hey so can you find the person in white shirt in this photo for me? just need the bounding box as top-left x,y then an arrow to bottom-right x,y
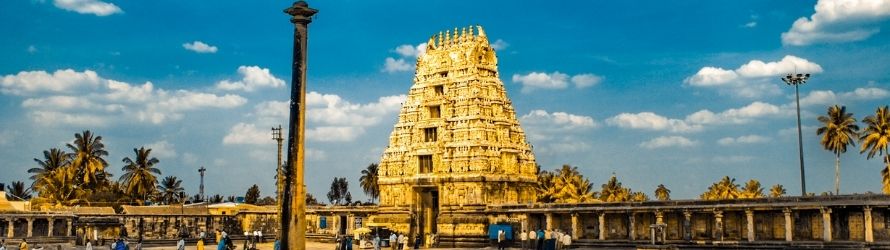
397,234 -> 405,250
176,237 -> 185,250
520,230 -> 528,250
561,233 -> 571,249
388,233 -> 397,250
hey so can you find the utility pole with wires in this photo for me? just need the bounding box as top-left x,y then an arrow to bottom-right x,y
272,125 -> 284,229
198,166 -> 206,202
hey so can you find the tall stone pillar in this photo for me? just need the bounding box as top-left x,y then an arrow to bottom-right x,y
713,211 -> 723,241
545,213 -> 553,231
66,219 -> 73,237
48,217 -> 55,237
26,218 -> 34,238
6,218 -> 14,238
628,212 -> 636,241
783,209 -> 793,242
598,213 -> 605,240
865,206 -> 874,243
682,211 -> 692,241
745,210 -> 754,242
571,213 -> 579,239
282,2 -> 317,250
822,208 -> 832,242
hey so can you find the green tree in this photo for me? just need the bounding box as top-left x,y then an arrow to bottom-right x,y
119,147 -> 161,203
536,169 -> 556,202
817,105 -> 859,194
654,184 -> 671,201
359,163 -> 380,202
600,174 -> 632,202
860,106 -> 890,194
549,165 -> 597,203
630,191 -> 649,202
245,184 -> 261,204
66,130 -> 109,188
32,172 -> 85,206
701,176 -> 740,200
6,181 -> 32,201
157,176 -> 185,204
306,193 -> 322,205
29,148 -> 70,190
740,179 -> 765,199
327,177 -> 350,205
769,184 -> 786,198
209,194 -> 224,203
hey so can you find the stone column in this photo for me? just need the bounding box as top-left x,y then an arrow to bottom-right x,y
713,210 -> 723,241
48,217 -> 55,237
545,213 -> 553,231
27,218 -> 34,238
282,2 -> 318,250
865,206 -> 874,243
655,211 -> 664,225
598,213 -> 605,240
745,210 -> 754,242
571,213 -> 579,240
66,219 -> 73,237
655,211 -> 664,243
6,218 -> 14,238
683,211 -> 692,241
628,212 -> 636,241
822,208 -> 832,242
783,208 -> 793,241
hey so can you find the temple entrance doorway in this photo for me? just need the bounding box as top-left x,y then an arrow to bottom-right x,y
416,188 -> 439,246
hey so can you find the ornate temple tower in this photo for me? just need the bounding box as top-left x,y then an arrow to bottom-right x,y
374,25 -> 538,246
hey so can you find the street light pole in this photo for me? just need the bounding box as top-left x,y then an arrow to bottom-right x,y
782,73 -> 811,196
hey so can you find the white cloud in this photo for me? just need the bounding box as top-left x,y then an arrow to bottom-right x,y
27,45 -> 37,54
53,0 -> 122,16
223,123 -> 271,145
639,136 -> 699,149
182,41 -> 218,53
798,87 -> 890,107
382,57 -> 413,73
717,135 -> 770,145
608,102 -> 788,133
782,0 -> 890,46
306,148 -> 328,161
145,140 -> 177,158
3,69 -> 247,127
570,74 -> 603,88
606,112 -> 702,133
743,21 -> 758,28
228,92 -> 407,144
712,155 -> 754,164
684,55 -> 823,98
512,72 -> 603,93
1,69 -> 102,96
393,43 -> 427,58
215,66 -> 285,92
491,39 -> 509,50
519,110 -> 597,154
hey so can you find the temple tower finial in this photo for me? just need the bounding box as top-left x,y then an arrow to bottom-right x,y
477,25 -> 486,37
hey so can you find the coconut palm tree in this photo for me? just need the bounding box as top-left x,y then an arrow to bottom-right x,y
630,191 -> 649,202
536,169 -> 556,202
769,184 -> 786,198
119,147 -> 162,203
6,181 -> 32,201
29,148 -> 70,189
359,163 -> 379,202
654,184 -> 671,201
600,174 -> 631,202
66,130 -> 109,187
32,172 -> 85,206
860,106 -> 890,194
547,165 -> 597,203
740,179 -> 765,199
701,176 -> 740,200
157,176 -> 185,205
817,105 -> 859,195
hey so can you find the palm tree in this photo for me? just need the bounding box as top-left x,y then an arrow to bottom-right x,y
600,174 -> 631,202
860,106 -> 890,194
654,184 -> 671,201
630,191 -> 649,202
359,163 -> 380,202
547,165 -> 597,203
119,147 -> 162,203
701,176 -> 740,200
817,105 -> 859,195
536,169 -> 556,202
157,176 -> 185,205
29,148 -> 70,189
740,179 -> 765,199
32,172 -> 85,206
66,130 -> 109,187
6,181 -> 32,201
769,184 -> 786,198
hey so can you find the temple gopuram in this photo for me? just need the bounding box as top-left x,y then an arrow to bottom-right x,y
371,25 -> 538,246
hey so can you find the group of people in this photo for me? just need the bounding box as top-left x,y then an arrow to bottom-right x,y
386,233 -> 408,250
520,228 -> 572,250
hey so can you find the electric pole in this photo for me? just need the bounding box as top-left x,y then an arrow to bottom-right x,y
198,166 -> 206,202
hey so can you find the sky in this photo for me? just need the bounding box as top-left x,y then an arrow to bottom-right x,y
1,0 -> 890,202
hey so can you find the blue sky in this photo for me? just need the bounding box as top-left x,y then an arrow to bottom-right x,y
2,0 -> 890,201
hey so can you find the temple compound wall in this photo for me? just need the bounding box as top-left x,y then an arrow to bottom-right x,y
374,25 -> 538,247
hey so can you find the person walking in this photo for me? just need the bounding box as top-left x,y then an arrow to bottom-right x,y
85,240 -> 93,250
215,230 -> 222,244
397,234 -> 405,250
388,234 -> 393,250
536,229 -> 544,250
373,234 -> 380,250
0,239 -> 5,250
197,237 -> 205,250
520,230 -> 527,250
216,236 -> 226,250
176,237 -> 185,250
19,239 -> 29,250
258,230 -> 263,243
134,239 -> 142,250
273,237 -> 280,250
497,229 -> 506,250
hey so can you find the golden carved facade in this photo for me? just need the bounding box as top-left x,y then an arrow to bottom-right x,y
374,26 -> 538,240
